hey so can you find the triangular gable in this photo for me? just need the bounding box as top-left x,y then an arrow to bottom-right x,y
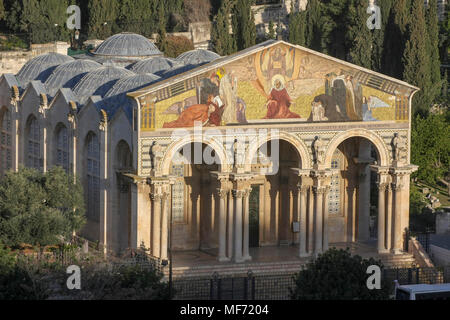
129,40 -> 418,99
129,41 -> 419,130
0,74 -> 19,89
47,88 -> 77,110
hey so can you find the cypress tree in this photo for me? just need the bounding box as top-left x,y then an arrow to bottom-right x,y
321,0 -> 351,59
426,0 -> 442,103
346,0 -> 373,69
117,0 -> 157,37
232,0 -> 256,50
267,21 -> 276,40
382,0 -> 410,78
87,0 -> 119,39
305,0 -> 323,52
371,0 -> 393,72
156,1 -> 168,54
403,0 -> 432,115
211,0 -> 236,55
288,5 -> 306,46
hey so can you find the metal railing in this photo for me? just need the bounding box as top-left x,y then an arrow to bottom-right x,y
172,266 -> 450,300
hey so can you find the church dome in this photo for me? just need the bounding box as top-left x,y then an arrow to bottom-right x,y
105,74 -> 161,98
16,52 -> 74,88
93,33 -> 162,58
102,74 -> 161,120
44,59 -> 101,97
127,57 -> 181,76
72,66 -> 134,104
176,49 -> 220,66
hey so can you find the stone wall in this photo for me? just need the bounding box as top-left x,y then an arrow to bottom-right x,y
430,244 -> 450,266
436,211 -> 450,234
0,41 -> 70,75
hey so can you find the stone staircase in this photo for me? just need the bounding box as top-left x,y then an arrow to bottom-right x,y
167,259 -> 309,278
165,252 -> 418,279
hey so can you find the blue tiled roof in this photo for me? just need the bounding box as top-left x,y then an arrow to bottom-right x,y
102,74 -> 161,121
127,57 -> 181,76
93,33 -> 162,57
16,53 -> 74,88
44,59 -> 101,97
176,49 -> 220,66
72,66 -> 134,104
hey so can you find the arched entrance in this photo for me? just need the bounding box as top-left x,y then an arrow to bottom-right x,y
326,136 -> 380,245
249,139 -> 303,247
167,142 -> 221,252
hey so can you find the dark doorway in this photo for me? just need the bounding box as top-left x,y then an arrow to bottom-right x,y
249,185 -> 260,247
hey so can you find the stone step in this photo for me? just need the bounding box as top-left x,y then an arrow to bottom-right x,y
165,252 -> 419,278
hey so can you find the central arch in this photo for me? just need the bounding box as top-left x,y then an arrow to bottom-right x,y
324,129 -> 390,167
245,131 -> 312,172
160,134 -> 230,176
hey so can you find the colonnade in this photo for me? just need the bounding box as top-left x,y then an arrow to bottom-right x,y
143,164 -> 416,262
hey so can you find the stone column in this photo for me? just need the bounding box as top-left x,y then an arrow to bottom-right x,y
346,185 -> 356,242
227,188 -> 234,259
313,186 -> 324,256
98,116 -> 108,254
298,185 -> 309,257
308,187 -> 314,253
242,188 -> 252,261
386,184 -> 393,251
357,165 -> 371,241
217,188 -> 228,261
392,182 -> 403,255
233,189 -> 244,263
151,190 -> 162,258
377,182 -> 388,254
160,187 -> 170,261
323,186 -> 330,252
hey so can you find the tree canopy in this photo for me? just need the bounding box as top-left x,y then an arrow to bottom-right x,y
290,248 -> 391,300
0,167 -> 85,248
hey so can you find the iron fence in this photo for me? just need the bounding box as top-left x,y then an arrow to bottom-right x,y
172,266 -> 450,300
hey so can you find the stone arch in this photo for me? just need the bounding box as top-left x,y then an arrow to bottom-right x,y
244,131 -> 312,172
53,122 -> 69,171
160,135 -> 230,176
115,140 -> 132,170
324,129 -> 390,167
0,105 -> 12,174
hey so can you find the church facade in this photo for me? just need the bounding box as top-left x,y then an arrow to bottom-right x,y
0,33 -> 418,264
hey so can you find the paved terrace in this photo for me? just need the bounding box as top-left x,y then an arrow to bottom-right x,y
166,241 -> 416,278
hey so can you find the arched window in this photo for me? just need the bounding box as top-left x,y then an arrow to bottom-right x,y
85,132 -> 100,221
0,107 -> 12,175
26,115 -> 40,170
55,124 -> 69,171
329,149 -> 344,215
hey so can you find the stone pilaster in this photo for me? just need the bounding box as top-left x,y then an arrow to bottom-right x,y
211,171 -> 230,262
242,188 -> 252,261
371,166 -> 391,254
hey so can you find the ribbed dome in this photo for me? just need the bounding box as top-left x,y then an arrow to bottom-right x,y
72,66 -> 134,104
102,74 -> 161,120
16,52 -> 74,88
93,33 -> 162,57
162,64 -> 198,79
176,49 -> 220,66
44,60 -> 101,97
105,74 -> 161,98
127,57 -> 181,76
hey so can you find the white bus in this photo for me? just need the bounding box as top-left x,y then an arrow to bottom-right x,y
395,282 -> 450,300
